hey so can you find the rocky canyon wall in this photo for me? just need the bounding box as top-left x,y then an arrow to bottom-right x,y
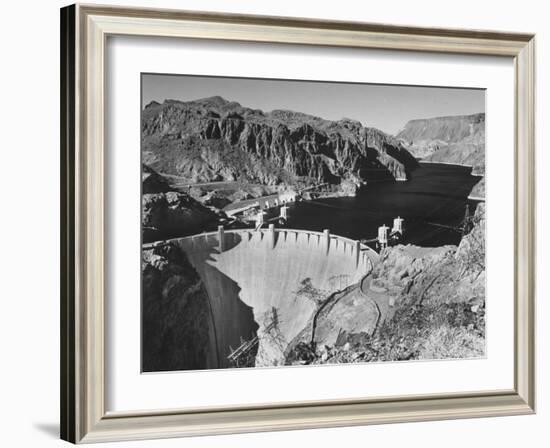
397,113 -> 485,197
142,96 -> 418,189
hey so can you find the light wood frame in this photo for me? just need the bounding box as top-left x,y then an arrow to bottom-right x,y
60,3 -> 536,444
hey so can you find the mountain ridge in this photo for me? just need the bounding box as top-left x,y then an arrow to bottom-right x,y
141,96 -> 418,190
397,112 -> 485,197
396,112 -> 485,166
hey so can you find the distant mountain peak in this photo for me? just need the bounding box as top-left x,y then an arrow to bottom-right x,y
397,112 -> 485,143
403,112 -> 485,125
196,95 -> 228,104
144,100 -> 161,109
193,96 -> 242,108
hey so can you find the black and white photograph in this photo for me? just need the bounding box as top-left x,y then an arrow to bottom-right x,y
141,74 -> 486,372
1,0 -> 542,445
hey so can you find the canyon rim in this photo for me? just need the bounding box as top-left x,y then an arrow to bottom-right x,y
141,74 -> 486,372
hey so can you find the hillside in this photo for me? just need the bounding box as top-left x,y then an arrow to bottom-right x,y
142,165 -> 222,242
286,203 -> 486,366
142,96 -> 418,193
142,243 -> 223,371
396,113 -> 485,197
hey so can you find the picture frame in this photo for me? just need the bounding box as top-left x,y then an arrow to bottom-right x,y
60,3 -> 535,444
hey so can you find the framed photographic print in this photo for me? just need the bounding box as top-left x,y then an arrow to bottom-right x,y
60,3 -> 536,444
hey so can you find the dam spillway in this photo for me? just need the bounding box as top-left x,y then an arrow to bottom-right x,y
169,227 -> 379,368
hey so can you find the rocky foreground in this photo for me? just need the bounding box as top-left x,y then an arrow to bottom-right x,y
142,96 -> 418,194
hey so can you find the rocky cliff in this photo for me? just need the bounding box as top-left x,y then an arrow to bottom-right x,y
398,112 -> 484,145
397,113 -> 485,197
397,113 -> 485,165
142,243 -> 218,371
142,163 -> 170,194
369,203 -> 486,360
142,96 -> 418,190
142,165 -> 221,243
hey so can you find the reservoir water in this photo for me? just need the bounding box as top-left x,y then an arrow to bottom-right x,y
287,163 -> 482,248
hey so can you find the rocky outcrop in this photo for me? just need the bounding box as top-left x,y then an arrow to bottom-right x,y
469,176 -> 485,199
397,114 -> 485,163
455,202 -> 485,270
142,190 -> 220,243
374,205 -> 485,360
199,190 -> 232,209
142,164 -> 170,194
142,243 -> 218,371
312,286 -> 379,346
371,205 -> 485,323
142,96 -> 418,189
397,113 -> 485,197
397,113 -> 485,149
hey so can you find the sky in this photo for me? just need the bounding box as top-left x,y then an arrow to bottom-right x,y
142,73 -> 485,135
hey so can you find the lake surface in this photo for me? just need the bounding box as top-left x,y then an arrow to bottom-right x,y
286,163 -> 481,248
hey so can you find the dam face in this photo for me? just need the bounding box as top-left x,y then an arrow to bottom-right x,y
175,228 -> 378,368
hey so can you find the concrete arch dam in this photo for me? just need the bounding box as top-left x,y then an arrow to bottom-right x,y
173,227 -> 379,368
